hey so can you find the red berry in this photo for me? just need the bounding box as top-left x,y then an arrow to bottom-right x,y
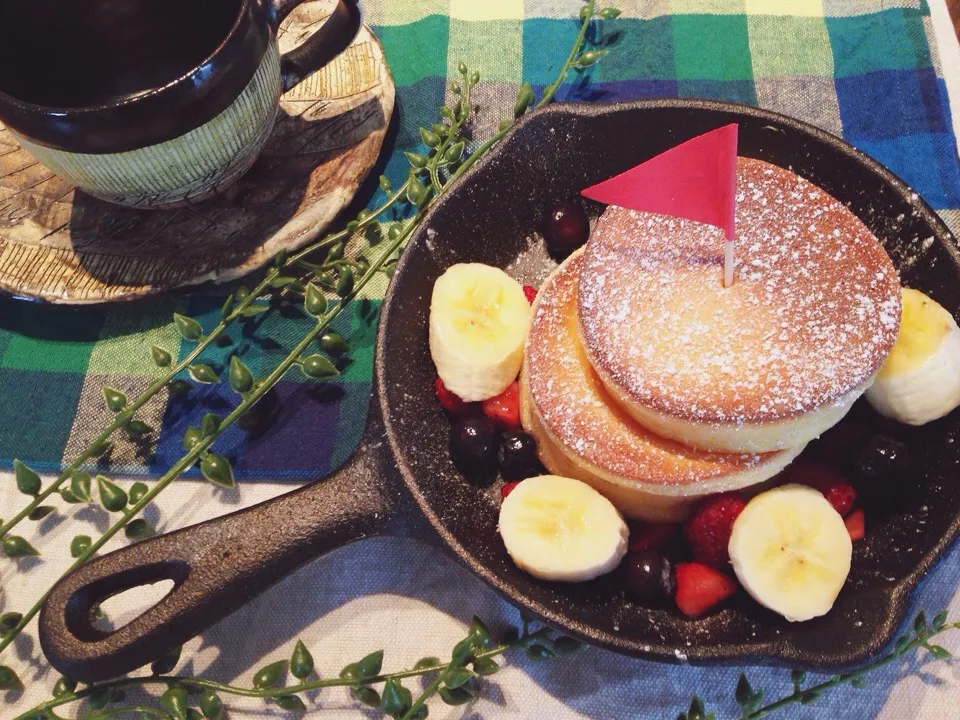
629,523 -> 676,553
434,377 -> 478,417
482,381 -> 521,431
845,508 -> 865,541
787,464 -> 857,517
501,481 -> 520,499
674,562 -> 737,617
523,285 -> 537,304
682,494 -> 746,568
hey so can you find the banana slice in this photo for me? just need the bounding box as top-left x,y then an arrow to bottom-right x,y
499,475 -> 628,582
429,263 -> 532,402
728,484 -> 852,622
866,288 -> 960,425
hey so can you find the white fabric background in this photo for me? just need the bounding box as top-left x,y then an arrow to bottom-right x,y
5,4 -> 960,718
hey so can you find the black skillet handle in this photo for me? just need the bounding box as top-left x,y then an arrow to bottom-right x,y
38,402 -> 393,684
272,0 -> 361,93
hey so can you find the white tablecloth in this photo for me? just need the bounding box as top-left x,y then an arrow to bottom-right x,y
6,4 -> 960,718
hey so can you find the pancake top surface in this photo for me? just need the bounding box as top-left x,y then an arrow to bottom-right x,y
577,157 -> 901,425
525,253 -> 778,486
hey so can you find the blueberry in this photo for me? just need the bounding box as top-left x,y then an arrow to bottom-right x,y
542,202 -> 590,255
857,434 -> 910,483
451,416 -> 499,479
624,549 -> 675,600
498,432 -> 543,481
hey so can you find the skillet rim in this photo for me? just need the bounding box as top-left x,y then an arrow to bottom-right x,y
375,98 -> 960,668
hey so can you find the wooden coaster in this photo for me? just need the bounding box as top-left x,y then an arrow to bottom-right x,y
0,1 -> 395,304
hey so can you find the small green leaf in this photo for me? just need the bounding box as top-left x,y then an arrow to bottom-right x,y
228,356 -> 254,394
235,286 -> 250,302
188,363 -> 219,384
151,345 -> 173,367
575,48 -> 608,68
3,536 -> 39,558
0,665 -> 19,690
253,660 -> 288,689
451,81 -> 462,95
173,313 -> 203,341
472,657 -> 499,676
414,656 -> 442,670
60,488 -> 82,504
71,471 -> 92,502
152,645 -> 182,675
790,669 -> 806,689
220,294 -> 235,320
200,454 -> 235,489
687,696 -> 707,720
552,636 -> 583,655
13,460 -> 41,497
300,354 -> 339,379
70,535 -> 92,558
381,677 -> 412,716
305,283 -> 328,316
0,612 -> 22,635
431,122 -> 449,138
129,481 -> 149,504
408,706 -> 428,720
407,175 -> 427,206
275,695 -> 307,711
88,687 -> 111,710
339,662 -> 359,681
927,644 -> 952,660
468,616 -> 491,646
579,4 -> 591,21
200,413 -> 221,438
799,690 -> 821,705
444,668 -> 475,689
420,128 -> 441,148
199,689 -> 224,719
470,70 -> 480,85
182,426 -> 202,451
187,709 -> 205,720
270,275 -> 297,289
125,519 -> 154,539
159,686 -> 189,719
239,304 -> 270,317
53,676 -> 78,697
356,650 -> 383,678
851,676 -> 867,689
168,379 -> 192,396
457,60 -> 468,75
97,475 -> 128,512
514,82 -> 535,118
28,506 -> 55,521
451,637 -> 476,666
932,610 -> 949,631
599,7 -> 621,19
354,686 -> 381,708
336,267 -> 354,297
525,644 -> 554,660
438,687 -> 472,706
440,104 -> 454,119
405,151 -> 428,169
443,142 -> 465,165
125,420 -> 152,437
102,387 -> 127,412
290,640 -> 314,680
379,175 -> 392,192
915,611 -> 928,635
319,331 -> 349,355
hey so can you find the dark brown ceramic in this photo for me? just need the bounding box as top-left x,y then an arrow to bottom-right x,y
0,0 -> 360,207
39,100 -> 960,683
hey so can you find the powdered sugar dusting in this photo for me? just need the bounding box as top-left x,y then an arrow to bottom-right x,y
525,254 -> 787,486
578,158 -> 901,425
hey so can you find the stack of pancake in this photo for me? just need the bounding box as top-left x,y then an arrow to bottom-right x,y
520,158 -> 902,521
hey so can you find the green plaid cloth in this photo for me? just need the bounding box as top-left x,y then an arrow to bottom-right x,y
0,0 -> 958,479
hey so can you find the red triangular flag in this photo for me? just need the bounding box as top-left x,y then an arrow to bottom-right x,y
581,124 -> 738,240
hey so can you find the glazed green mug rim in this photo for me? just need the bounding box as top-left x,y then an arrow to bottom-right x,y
0,0 -> 348,155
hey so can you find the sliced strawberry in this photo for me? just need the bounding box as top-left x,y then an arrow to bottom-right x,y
787,464 -> 857,517
845,508 -> 865,541
523,285 -> 537,304
629,522 -> 676,553
434,377 -> 479,417
682,493 -> 746,567
674,562 -> 737,617
482,381 -> 521,431
501,481 -> 520,499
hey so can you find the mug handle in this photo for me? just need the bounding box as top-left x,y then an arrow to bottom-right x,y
272,0 -> 361,93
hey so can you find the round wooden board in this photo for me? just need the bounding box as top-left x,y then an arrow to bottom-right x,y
0,1 -> 395,304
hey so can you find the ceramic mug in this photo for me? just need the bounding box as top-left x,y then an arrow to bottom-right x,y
0,0 -> 357,209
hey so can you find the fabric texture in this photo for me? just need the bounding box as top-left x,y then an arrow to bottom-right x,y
3,1 -> 960,719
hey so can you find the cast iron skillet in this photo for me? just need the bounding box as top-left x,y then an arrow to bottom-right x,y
39,100 -> 960,683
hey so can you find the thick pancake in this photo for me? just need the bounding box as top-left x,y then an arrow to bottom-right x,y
577,157 -> 901,453
521,252 -> 803,521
